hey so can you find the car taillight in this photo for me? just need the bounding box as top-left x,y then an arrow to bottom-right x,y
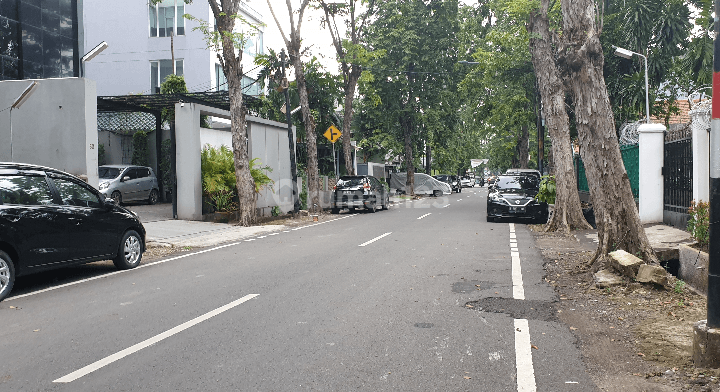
333,185 -> 337,190
363,183 -> 371,190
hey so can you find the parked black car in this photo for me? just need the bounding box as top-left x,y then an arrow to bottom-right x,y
486,174 -> 548,223
331,175 -> 389,213
433,174 -> 462,193
0,162 -> 146,301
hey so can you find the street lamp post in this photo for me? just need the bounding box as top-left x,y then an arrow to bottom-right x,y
613,46 -> 650,124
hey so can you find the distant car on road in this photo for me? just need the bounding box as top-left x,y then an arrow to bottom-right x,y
433,174 -> 462,193
0,162 -> 146,301
460,177 -> 473,188
389,172 -> 451,197
98,165 -> 159,205
486,174 -> 548,223
331,175 -> 389,213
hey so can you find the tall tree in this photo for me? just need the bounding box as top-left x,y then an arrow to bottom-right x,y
559,0 -> 657,265
366,0 -> 458,194
318,0 -> 377,175
524,0 -> 591,232
186,1 -> 257,226
266,0 -> 321,213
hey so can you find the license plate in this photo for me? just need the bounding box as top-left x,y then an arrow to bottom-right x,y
510,207 -> 526,213
343,191 -> 354,195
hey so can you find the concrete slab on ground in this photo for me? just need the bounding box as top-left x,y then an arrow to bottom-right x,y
574,224 -> 694,260
143,220 -> 286,248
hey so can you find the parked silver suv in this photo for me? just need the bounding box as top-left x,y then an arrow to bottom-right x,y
98,165 -> 159,205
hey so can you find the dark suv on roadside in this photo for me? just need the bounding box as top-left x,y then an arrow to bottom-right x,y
486,174 -> 548,223
331,175 -> 389,213
0,162 -> 146,301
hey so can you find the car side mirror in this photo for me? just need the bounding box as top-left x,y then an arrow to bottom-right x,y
105,198 -> 116,208
122,176 -> 130,182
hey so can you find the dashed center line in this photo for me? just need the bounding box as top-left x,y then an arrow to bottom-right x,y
358,232 -> 392,247
417,213 -> 432,220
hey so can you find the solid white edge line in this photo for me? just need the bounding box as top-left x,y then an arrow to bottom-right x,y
514,318 -> 537,392
8,215 -> 359,302
358,232 -> 392,247
53,294 -> 260,383
417,213 -> 432,220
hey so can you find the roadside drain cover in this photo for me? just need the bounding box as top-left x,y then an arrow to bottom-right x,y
465,297 -> 557,322
414,323 -> 434,328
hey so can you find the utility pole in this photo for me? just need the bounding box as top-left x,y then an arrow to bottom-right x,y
281,49 -> 301,213
708,0 -> 720,328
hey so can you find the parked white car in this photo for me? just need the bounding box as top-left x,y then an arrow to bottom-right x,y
389,172 -> 451,196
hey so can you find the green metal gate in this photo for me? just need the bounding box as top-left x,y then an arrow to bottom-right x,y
575,144 -> 639,199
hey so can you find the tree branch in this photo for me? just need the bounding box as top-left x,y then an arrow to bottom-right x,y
266,0 -> 290,47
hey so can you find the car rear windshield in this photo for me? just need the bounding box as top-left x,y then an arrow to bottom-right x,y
99,167 -> 121,179
336,177 -> 366,188
435,175 -> 450,182
496,176 -> 538,190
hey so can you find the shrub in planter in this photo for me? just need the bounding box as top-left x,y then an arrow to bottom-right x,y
201,145 -> 238,213
687,200 -> 709,251
535,175 -> 556,204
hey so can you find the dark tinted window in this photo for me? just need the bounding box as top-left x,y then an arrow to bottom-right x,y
0,174 -> 54,205
336,177 -> 366,188
136,168 -> 149,178
99,167 -> 121,179
496,176 -> 538,190
124,168 -> 138,180
51,177 -> 102,208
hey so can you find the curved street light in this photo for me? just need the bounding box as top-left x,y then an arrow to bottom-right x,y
613,45 -> 650,124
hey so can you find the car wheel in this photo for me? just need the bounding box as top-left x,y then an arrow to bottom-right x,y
331,208 -> 340,214
0,251 -> 15,302
113,230 -> 143,270
111,191 -> 122,205
367,200 -> 377,213
148,189 -> 158,205
433,190 -> 442,198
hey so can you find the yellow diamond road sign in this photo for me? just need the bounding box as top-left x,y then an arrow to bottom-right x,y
324,124 -> 341,143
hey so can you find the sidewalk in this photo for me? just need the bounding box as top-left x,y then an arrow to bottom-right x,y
125,203 -> 287,248
573,223 -> 695,260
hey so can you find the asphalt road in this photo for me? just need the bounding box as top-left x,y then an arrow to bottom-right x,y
1,187 -> 599,391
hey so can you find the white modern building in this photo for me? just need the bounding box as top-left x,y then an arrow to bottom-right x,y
83,0 -> 264,97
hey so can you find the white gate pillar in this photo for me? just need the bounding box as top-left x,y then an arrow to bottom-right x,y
691,108 -> 711,202
175,102 -> 203,220
638,123 -> 667,223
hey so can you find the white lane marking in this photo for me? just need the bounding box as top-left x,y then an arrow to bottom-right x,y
245,239 -> 256,242
54,294 -> 259,383
417,213 -> 432,220
441,204 -> 450,208
7,215 -> 358,302
269,233 -> 279,236
514,318 -> 537,392
510,233 -> 516,239
509,223 -> 516,232
512,252 -> 524,300
359,232 -> 392,247
257,236 -> 267,239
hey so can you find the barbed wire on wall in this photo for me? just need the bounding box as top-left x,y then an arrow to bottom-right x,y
619,120 -> 643,146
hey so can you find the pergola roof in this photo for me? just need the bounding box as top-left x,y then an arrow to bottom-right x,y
97,91 -> 260,115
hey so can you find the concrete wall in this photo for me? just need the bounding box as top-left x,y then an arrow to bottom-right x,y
0,78 -> 99,188
175,103 -> 296,220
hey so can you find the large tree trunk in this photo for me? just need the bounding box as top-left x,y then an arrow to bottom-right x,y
528,0 -> 591,233
403,117 -> 415,196
210,0 -> 255,226
517,125 -> 529,169
291,48 -> 320,213
342,71 -> 360,176
559,0 -> 657,264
